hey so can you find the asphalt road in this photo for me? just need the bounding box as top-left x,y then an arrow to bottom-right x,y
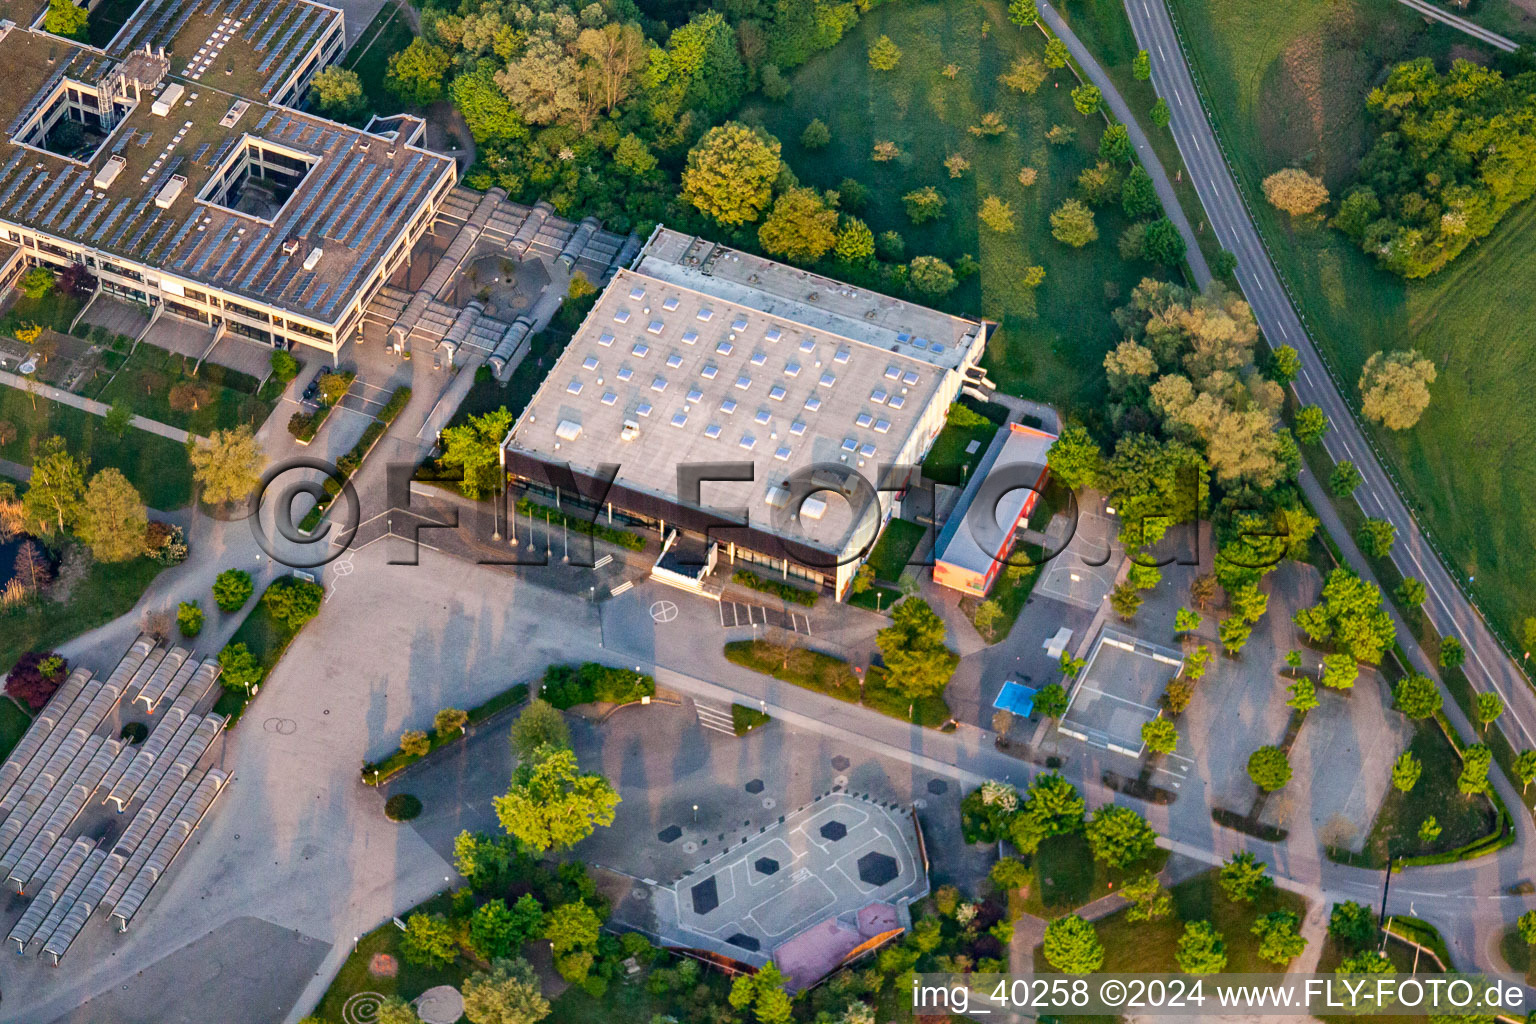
1125,0 -> 1536,756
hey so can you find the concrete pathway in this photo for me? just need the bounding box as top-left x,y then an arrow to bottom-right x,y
0,368 -> 205,445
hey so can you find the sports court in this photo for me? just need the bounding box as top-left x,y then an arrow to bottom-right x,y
648,792 -> 927,989
1034,510 -> 1121,610
1058,628 -> 1183,757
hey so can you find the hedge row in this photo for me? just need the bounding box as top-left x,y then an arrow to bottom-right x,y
540,662 -> 654,709
730,568 -> 818,606
513,498 -> 645,552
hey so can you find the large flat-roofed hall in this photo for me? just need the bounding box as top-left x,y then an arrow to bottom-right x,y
502,227 -> 993,600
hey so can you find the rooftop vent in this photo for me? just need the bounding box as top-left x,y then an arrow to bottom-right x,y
282,238 -> 300,255
555,420 -> 583,442
619,420 -> 640,442
94,155 -> 126,190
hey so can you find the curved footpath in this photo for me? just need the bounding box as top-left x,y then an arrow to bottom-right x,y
1033,0 -> 1213,288
1117,0 -> 1536,976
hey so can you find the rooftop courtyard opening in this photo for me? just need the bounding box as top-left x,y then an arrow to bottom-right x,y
198,136 -> 317,222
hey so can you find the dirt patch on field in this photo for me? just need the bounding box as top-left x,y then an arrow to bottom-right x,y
1259,4 -> 1422,188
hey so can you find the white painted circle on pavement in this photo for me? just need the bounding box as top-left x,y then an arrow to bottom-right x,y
650,600 -> 678,623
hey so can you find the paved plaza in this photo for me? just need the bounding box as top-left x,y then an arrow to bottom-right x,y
1059,628 -> 1184,756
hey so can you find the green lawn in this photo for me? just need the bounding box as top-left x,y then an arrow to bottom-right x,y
0,388 -> 194,509
1355,717 -> 1498,867
1014,832 -> 1167,916
0,697 -> 32,761
1500,926 -> 1536,984
1166,0 -> 1536,652
212,585 -> 311,724
740,0 -> 1169,420
311,894 -> 469,1021
1036,868 -> 1308,974
865,517 -> 926,581
344,2 -> 416,120
922,410 -> 1000,487
0,551 -> 165,672
2,291 -> 83,335
85,346 -> 271,435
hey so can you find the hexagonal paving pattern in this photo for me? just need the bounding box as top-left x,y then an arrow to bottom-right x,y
926,779 -> 948,795
856,850 -> 899,887
819,820 -> 847,842
831,755 -> 851,771
753,856 -> 780,876
744,779 -> 765,794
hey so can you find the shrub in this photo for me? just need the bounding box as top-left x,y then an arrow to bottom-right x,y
385,793 -> 423,821
5,651 -> 69,711
218,643 -> 263,692
261,576 -> 324,632
540,663 -> 655,709
177,601 -> 203,638
270,350 -> 300,384
213,569 -> 254,612
400,730 -> 431,757
731,568 -> 817,606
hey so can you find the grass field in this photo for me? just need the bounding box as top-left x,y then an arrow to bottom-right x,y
1036,868 -> 1308,974
0,388 -> 194,509
0,552 -> 165,672
86,347 -> 271,435
1014,832 -> 1168,916
864,517 -> 926,581
1357,718 -> 1498,866
740,0 -> 1171,421
1165,0 -> 1536,650
922,408 -> 1000,486
0,698 -> 31,761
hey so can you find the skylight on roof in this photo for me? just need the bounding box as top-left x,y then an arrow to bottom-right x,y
617,367 -> 633,381
834,347 -> 850,363
902,370 -> 920,386
774,446 -> 792,461
598,333 -> 615,347
888,394 -> 905,410
666,353 -> 683,368
841,437 -> 858,452
632,343 -> 649,357
705,423 -> 722,439
754,409 -> 771,424
697,308 -> 714,322
721,399 -> 738,414
859,442 -> 876,457
871,389 -> 888,404
819,372 -> 836,388
614,309 -> 631,324
784,362 -> 801,378
567,379 -> 583,395
671,411 -> 688,427
686,387 -> 703,403
855,412 -> 873,428
750,351 -> 766,366
884,365 -> 901,379
628,285 -> 646,300
647,321 -> 665,335
637,402 -> 653,416
732,317 -> 748,331
874,419 -> 891,433
651,377 -> 668,392
701,364 -> 718,379
789,420 -> 806,435
682,330 -> 699,345
601,391 -> 618,405
717,340 -> 734,356
764,328 -> 782,342
739,434 -> 756,450
582,356 -> 598,370
735,375 -> 752,390
805,396 -> 822,412
663,297 -> 679,311
769,385 -> 786,401
799,339 -> 815,352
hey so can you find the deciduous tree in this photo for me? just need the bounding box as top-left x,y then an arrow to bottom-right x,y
191,426 -> 265,506
1262,168 -> 1329,216
495,746 -> 619,852
1391,750 -> 1421,793
1247,745 -> 1291,792
1085,804 -> 1157,867
1042,915 -> 1103,974
1176,921 -> 1227,974
76,468 -> 147,563
682,122 -> 782,227
1359,349 -> 1436,430
757,188 -> 838,264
